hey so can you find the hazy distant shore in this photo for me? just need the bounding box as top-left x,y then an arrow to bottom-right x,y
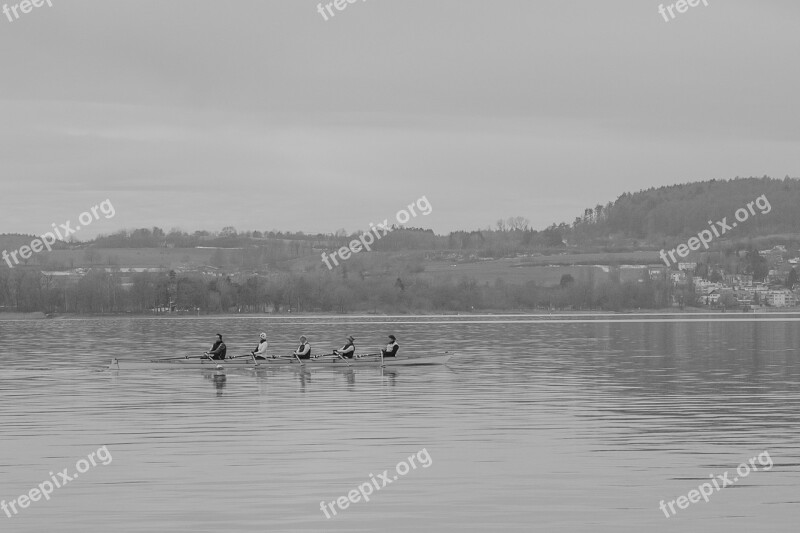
0,312 -> 47,320
2,308 -> 797,320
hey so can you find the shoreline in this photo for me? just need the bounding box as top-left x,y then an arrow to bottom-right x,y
2,308 -> 798,320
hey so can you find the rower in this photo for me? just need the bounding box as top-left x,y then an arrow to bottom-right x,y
334,336 -> 356,359
206,333 -> 227,360
293,335 -> 312,360
251,332 -> 270,360
381,334 -> 399,357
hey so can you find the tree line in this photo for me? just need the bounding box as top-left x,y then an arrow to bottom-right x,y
0,266 -> 691,315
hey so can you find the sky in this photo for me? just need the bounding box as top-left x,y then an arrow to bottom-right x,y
0,0 -> 798,238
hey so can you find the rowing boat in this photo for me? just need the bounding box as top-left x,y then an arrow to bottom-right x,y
109,352 -> 453,370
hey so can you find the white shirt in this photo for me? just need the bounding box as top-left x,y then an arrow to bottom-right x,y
253,339 -> 268,356
384,341 -> 399,355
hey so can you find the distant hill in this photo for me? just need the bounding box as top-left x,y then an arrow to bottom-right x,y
0,234 -> 38,250
568,176 -> 800,246
4,177 -> 798,270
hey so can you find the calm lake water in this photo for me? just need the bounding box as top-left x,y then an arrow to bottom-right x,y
2,314 -> 800,532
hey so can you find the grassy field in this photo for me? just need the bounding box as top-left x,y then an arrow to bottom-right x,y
423,259 -> 611,285
516,250 -> 661,265
30,248 -> 217,269
5,245 -> 659,288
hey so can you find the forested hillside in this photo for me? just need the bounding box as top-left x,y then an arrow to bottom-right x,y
569,176 -> 800,246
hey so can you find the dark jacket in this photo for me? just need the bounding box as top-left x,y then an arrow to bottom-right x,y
209,340 -> 227,359
338,342 -> 355,358
295,342 -> 311,359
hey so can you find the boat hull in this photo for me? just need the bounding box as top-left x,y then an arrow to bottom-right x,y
109,352 -> 453,370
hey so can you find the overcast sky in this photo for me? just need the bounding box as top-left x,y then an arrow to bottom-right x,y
1,0 -> 798,238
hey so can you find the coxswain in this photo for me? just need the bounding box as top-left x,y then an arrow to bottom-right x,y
381,334 -> 399,357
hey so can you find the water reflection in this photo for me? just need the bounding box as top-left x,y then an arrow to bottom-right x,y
298,367 -> 312,391
381,368 -> 398,386
202,369 -> 227,396
243,366 -> 400,392
342,368 -> 355,389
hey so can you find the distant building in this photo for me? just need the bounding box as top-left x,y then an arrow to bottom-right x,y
742,284 -> 770,305
648,265 -> 667,280
40,270 -> 82,286
705,289 -> 721,305
760,245 -> 786,254
694,279 -> 723,294
767,269 -> 788,285
734,290 -> 752,306
760,246 -> 786,264
677,262 -> 696,272
618,265 -> 646,283
724,274 -> 753,287
100,267 -> 167,274
766,290 -> 794,307
670,271 -> 687,284
198,266 -> 223,277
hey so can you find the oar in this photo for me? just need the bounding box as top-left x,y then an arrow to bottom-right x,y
292,353 -> 305,366
355,353 -> 381,359
227,352 -> 262,365
332,350 -> 351,367
229,353 -> 261,360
